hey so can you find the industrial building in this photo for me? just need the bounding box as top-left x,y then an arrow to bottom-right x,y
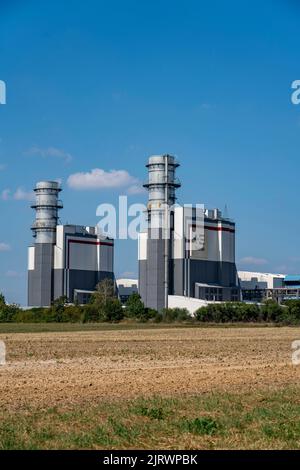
239,272 -> 300,303
29,161 -> 299,311
138,155 -> 240,311
238,271 -> 285,290
116,279 -> 138,304
28,181 -> 114,307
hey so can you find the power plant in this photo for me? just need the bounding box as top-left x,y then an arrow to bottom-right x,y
27,156 -> 241,308
28,181 -> 114,307
138,155 -> 240,311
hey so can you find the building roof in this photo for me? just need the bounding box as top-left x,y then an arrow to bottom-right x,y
116,279 -> 138,287
238,271 -> 285,279
285,275 -> 300,281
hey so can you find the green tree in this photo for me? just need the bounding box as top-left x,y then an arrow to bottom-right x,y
102,298 -> 124,322
0,293 -> 5,306
125,293 -> 146,319
90,278 -> 123,322
161,307 -> 191,322
283,300 -> 300,322
0,303 -> 20,322
91,278 -> 115,307
261,300 -> 283,322
50,296 -> 69,322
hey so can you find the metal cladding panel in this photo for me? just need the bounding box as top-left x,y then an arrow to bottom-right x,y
138,232 -> 148,260
146,155 -> 180,207
173,206 -> 184,260
220,229 -> 235,263
96,270 -> 114,285
188,224 -> 235,263
138,260 -> 148,304
192,260 -> 237,295
145,231 -> 165,311
56,225 -> 65,250
99,244 -> 114,273
53,268 -> 64,301
28,243 -> 53,307
173,258 -> 185,295
172,259 -> 239,298
54,245 -> 64,269
173,206 -> 236,264
67,269 -> 114,302
66,231 -> 114,273
189,260 -> 219,296
68,240 -> 99,271
28,270 -> 39,306
31,181 -> 62,244
28,246 -> 35,270
206,227 -> 220,261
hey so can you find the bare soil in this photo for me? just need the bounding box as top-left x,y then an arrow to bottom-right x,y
1,326 -> 299,411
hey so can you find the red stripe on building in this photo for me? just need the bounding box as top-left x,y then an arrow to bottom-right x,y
67,238 -> 114,269
67,239 -> 114,247
192,224 -> 235,233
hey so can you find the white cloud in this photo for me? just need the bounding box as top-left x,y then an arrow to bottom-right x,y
1,187 -> 34,201
26,146 -> 72,163
13,187 -> 35,201
67,168 -> 141,191
1,189 -> 10,200
0,242 -> 11,252
127,184 -> 146,195
239,256 -> 268,266
0,164 -> 6,171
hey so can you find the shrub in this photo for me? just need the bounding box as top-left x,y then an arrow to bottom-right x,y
195,301 -> 285,324
0,293 -> 5,306
261,300 -> 284,322
100,298 -> 124,322
146,308 -> 160,321
125,293 -> 146,319
60,305 -> 83,323
0,294 -> 21,322
0,304 -> 20,322
161,307 -> 191,322
13,310 -> 37,323
282,300 -> 300,323
81,304 -> 100,323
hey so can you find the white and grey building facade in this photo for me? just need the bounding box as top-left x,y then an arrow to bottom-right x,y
138,155 -> 240,311
28,181 -> 114,307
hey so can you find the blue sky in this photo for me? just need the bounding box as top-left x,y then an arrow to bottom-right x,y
0,0 -> 300,305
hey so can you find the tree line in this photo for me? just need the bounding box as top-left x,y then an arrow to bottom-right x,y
1,280 -> 300,324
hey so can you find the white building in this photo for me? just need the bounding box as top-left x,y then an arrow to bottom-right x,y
238,271 -> 285,290
138,155 -> 240,311
116,279 -> 138,303
28,181 -> 114,307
